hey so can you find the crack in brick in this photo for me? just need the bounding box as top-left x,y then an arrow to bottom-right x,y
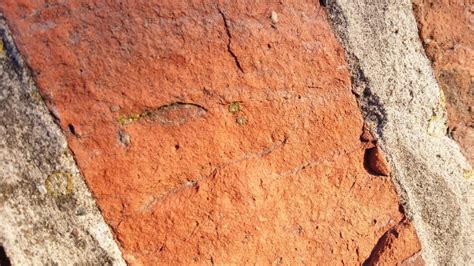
136,135 -> 289,213
276,144 -> 364,177
217,6 -> 244,73
133,137 -> 367,217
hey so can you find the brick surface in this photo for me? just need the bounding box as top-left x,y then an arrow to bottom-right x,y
0,1 -> 421,264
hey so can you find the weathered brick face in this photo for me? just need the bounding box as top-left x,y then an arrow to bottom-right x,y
0,0 -> 421,264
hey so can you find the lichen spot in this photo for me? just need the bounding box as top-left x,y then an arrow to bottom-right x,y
45,171 -> 74,196
228,102 -> 241,114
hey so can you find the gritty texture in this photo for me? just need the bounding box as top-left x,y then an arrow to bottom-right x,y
412,0 -> 474,165
0,0 -> 421,264
326,0 -> 474,264
0,17 -> 124,265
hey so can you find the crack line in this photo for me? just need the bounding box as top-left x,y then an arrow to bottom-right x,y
217,6 -> 244,73
138,136 -> 289,213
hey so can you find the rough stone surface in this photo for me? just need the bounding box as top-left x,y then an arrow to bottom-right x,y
412,0 -> 474,165
327,0 -> 474,264
0,17 -> 124,265
1,0 -> 421,264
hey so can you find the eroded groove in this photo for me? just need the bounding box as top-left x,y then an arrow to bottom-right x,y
118,102 -> 207,126
148,102 -> 208,125
217,6 -> 244,73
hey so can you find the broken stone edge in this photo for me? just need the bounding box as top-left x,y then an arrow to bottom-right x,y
326,0 -> 473,265
0,15 -> 125,265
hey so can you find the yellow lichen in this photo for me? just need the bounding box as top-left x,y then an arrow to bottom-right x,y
118,113 -> 143,126
29,90 -> 43,103
0,39 -> 4,57
427,114 -> 446,138
45,171 -> 74,196
463,169 -> 473,180
438,88 -> 446,109
228,102 -> 241,114
427,88 -> 449,137
236,116 -> 248,125
367,121 -> 377,132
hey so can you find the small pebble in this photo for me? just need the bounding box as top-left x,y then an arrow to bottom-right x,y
271,11 -> 278,25
236,116 -> 248,125
118,129 -> 131,147
110,105 -> 120,112
71,228 -> 80,237
37,185 -> 47,195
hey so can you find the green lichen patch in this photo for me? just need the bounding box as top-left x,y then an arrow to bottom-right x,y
228,102 -> 241,114
45,171 -> 74,197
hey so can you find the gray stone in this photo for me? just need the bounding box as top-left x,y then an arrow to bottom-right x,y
0,16 -> 125,265
326,0 -> 474,264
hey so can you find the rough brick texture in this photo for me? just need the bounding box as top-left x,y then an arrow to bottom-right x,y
0,0 -> 422,264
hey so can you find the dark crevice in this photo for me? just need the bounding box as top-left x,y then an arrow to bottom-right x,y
155,102 -> 208,113
0,28 -> 22,77
0,246 -> 11,266
325,3 -> 388,138
217,6 -> 244,73
49,110 -> 62,127
363,147 -> 378,175
348,55 -> 388,138
361,87 -> 387,137
68,123 -> 77,136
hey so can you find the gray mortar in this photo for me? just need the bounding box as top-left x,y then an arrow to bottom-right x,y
0,17 -> 125,265
326,0 -> 474,265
